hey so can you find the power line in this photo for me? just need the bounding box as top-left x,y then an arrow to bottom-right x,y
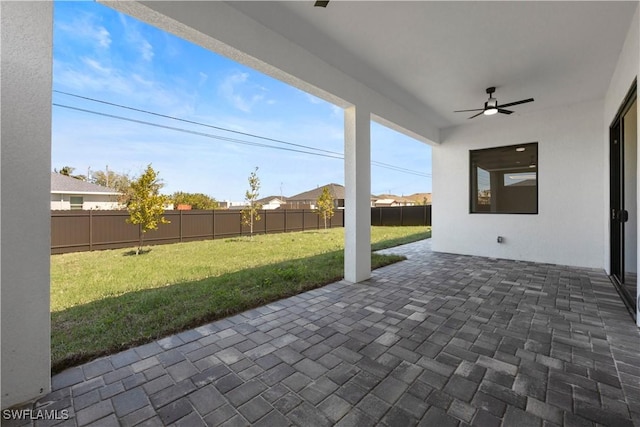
53,104 -> 344,160
53,90 -> 343,157
54,103 -> 432,178
52,92 -> 432,178
55,90 -> 431,177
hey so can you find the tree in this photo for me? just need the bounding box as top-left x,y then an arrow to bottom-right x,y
126,164 -> 170,255
171,192 -> 219,210
241,167 -> 262,238
54,166 -> 86,181
316,186 -> 335,230
56,166 -> 75,176
91,169 -> 132,205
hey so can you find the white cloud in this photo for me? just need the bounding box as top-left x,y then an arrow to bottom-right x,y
132,74 -> 154,87
118,14 -> 154,62
140,39 -> 154,62
56,13 -> 111,49
95,27 -> 111,49
218,71 -> 266,113
305,93 -> 323,104
330,104 -> 343,118
53,56 -> 197,117
82,57 -> 111,74
198,72 -> 208,86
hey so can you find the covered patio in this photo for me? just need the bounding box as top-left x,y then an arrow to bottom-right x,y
10,240 -> 640,426
3,0 -> 640,414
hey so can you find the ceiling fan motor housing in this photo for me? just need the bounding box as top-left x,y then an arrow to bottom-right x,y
453,86 -> 533,119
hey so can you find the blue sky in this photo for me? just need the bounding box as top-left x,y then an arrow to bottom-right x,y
52,1 -> 432,201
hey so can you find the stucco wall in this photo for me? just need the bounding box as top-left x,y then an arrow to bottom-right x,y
50,194 -> 121,210
433,99 -> 604,269
1,2 -> 53,408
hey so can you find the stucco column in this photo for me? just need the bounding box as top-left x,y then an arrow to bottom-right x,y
1,1 -> 53,408
344,106 -> 371,283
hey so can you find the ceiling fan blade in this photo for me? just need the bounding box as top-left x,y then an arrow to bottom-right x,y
454,108 -> 484,113
498,109 -> 513,115
468,112 -> 484,119
314,0 -> 329,7
496,98 -> 534,109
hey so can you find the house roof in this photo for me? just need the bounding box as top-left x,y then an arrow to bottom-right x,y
256,195 -> 286,204
373,199 -> 395,206
373,194 -> 415,204
51,173 -> 121,195
288,183 -> 345,201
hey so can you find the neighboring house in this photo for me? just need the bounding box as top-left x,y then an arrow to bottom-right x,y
256,195 -> 287,210
285,183 -> 345,210
220,200 -> 249,210
371,194 -> 417,207
51,173 -> 122,210
406,193 -> 432,205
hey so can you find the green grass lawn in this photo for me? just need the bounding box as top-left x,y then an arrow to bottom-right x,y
51,226 -> 430,372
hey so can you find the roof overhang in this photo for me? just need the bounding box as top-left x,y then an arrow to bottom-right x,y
103,1 -> 637,144
51,191 -> 121,196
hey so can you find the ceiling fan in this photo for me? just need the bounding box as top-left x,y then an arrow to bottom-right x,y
454,87 -> 534,119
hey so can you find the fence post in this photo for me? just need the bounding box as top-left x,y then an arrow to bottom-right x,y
212,209 -> 215,240
284,209 -> 287,233
89,209 -> 93,251
179,210 -> 183,243
424,205 -> 427,226
400,206 -> 404,226
264,210 -> 267,235
302,209 -> 305,231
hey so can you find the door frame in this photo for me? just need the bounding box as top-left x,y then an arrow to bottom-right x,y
609,79 -> 637,320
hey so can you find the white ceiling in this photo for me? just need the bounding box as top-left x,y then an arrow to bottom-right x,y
227,1 -> 637,128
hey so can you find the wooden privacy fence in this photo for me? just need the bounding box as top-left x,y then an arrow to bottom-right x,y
51,205 -> 431,254
371,205 -> 431,227
51,209 -> 343,254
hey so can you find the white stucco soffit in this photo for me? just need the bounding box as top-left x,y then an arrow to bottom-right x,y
102,0 -> 440,145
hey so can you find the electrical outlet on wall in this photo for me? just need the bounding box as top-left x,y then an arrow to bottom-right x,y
497,236 -> 504,243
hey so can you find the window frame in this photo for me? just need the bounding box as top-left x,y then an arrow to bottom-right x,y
70,196 -> 84,210
469,142 -> 539,215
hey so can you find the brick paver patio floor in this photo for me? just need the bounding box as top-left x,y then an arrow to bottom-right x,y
7,239 -> 640,426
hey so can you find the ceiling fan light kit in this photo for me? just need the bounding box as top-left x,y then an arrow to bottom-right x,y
455,87 -> 534,119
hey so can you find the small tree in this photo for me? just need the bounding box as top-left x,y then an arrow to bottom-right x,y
241,167 -> 262,238
126,164 -> 170,254
316,186 -> 335,230
172,191 -> 219,210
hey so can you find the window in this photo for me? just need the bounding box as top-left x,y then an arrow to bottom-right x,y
470,143 -> 538,214
70,196 -> 83,210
